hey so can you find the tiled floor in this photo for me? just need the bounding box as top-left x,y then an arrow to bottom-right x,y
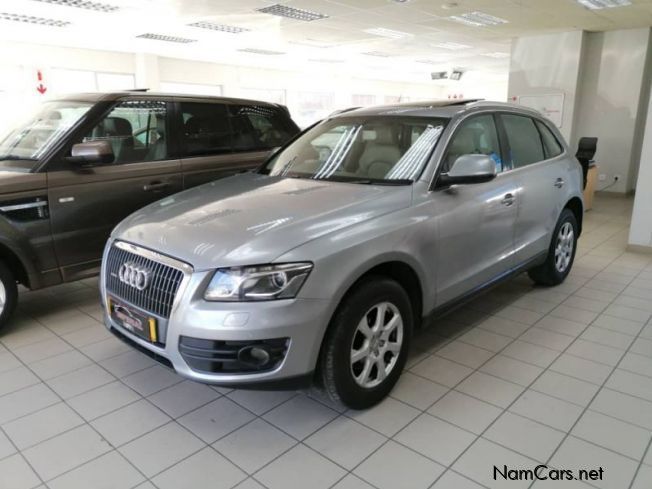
1,195 -> 651,489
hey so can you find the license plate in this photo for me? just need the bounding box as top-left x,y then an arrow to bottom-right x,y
108,295 -> 158,343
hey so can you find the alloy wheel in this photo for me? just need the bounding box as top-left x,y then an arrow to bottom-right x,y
554,222 -> 574,273
350,301 -> 403,389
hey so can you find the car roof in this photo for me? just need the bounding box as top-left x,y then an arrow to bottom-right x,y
50,90 -> 283,107
333,99 -> 542,119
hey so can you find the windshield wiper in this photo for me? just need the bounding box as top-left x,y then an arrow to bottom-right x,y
0,155 -> 37,162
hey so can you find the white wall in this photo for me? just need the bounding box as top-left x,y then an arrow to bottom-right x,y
508,31 -> 585,143
573,28 -> 651,193
0,40 -> 447,130
629,93 -> 652,248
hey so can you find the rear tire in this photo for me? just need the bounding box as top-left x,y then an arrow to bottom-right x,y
319,276 -> 412,410
0,261 -> 17,331
528,209 -> 578,286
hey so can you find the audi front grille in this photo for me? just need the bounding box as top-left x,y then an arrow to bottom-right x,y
105,244 -> 185,319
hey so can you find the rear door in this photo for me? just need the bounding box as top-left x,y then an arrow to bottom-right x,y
178,101 -> 297,188
499,113 -> 566,264
47,98 -> 182,282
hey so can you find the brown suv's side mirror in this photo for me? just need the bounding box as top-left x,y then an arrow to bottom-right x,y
437,154 -> 497,187
69,140 -> 114,166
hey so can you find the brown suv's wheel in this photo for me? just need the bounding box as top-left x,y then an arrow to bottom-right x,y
528,209 -> 578,286
0,261 -> 17,331
319,276 -> 412,410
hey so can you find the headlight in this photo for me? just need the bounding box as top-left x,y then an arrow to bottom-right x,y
204,263 -> 313,301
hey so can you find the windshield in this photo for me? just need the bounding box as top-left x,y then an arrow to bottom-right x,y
261,116 -> 448,184
0,100 -> 93,167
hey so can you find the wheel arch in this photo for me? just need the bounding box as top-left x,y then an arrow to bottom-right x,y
564,197 -> 583,235
0,242 -> 30,288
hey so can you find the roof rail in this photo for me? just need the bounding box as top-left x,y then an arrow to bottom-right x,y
442,98 -> 483,106
329,107 -> 361,117
128,88 -> 150,92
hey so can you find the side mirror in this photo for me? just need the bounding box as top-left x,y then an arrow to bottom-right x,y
69,140 -> 114,166
437,154 -> 497,187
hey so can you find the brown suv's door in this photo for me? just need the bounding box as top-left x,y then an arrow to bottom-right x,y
178,101 -> 296,188
47,99 -> 182,282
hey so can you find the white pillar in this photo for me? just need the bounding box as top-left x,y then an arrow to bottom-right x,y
134,53 -> 160,91
629,94 -> 652,250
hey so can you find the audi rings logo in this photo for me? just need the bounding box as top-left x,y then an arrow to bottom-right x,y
118,262 -> 151,291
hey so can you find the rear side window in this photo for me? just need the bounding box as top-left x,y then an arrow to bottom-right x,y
179,102 -> 231,157
228,104 -> 295,151
501,114 -> 545,168
535,120 -> 563,159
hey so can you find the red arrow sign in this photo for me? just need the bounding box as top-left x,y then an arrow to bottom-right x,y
37,84 -> 47,94
36,70 -> 47,94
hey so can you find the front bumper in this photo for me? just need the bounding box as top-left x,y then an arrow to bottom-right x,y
101,249 -> 333,387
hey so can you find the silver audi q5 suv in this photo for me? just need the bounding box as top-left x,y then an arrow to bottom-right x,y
101,100 -> 583,409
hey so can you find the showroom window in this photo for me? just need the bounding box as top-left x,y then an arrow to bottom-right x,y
535,120 -> 563,159
501,114 -> 545,168
84,100 -> 168,164
443,114 -> 503,173
239,88 -> 286,105
293,91 -> 335,128
228,104 -> 295,151
352,94 -> 377,107
179,102 -> 231,157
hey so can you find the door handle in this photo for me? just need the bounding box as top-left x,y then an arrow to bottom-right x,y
554,178 -> 565,188
501,193 -> 515,206
143,181 -> 170,192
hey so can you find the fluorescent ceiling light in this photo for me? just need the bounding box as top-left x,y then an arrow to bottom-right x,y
576,0 -> 631,8
237,48 -> 285,55
188,21 -> 250,33
257,4 -> 328,21
363,51 -> 392,57
136,33 -> 197,43
433,42 -> 472,50
0,12 -> 70,26
481,51 -> 510,58
309,58 -> 344,63
31,0 -> 118,12
448,11 -> 508,27
364,27 -> 411,39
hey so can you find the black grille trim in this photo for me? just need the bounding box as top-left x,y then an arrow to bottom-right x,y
105,244 -> 184,319
179,336 -> 289,374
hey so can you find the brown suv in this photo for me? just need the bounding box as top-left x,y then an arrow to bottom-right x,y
0,91 -> 299,327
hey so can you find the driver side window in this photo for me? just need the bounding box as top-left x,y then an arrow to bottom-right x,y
443,114 -> 502,173
84,100 -> 168,164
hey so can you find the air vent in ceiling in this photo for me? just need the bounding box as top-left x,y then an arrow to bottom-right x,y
136,33 -> 197,43
31,0 -> 118,12
448,11 -> 508,26
237,48 -> 285,55
257,4 -> 328,21
576,0 -> 631,8
187,21 -> 250,33
0,12 -> 70,26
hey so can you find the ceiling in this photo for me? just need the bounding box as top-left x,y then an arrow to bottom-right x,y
0,0 -> 651,84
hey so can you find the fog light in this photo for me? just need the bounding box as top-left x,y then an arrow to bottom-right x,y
238,345 -> 271,367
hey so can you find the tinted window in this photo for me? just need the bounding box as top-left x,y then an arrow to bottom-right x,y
443,114 -> 503,173
85,100 -> 167,164
229,104 -> 294,151
501,114 -> 545,168
535,120 -> 563,159
179,102 -> 231,157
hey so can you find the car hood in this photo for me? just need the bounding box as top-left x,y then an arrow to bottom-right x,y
113,173 -> 412,270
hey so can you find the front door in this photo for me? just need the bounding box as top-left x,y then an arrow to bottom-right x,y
430,113 -> 519,306
47,99 -> 182,282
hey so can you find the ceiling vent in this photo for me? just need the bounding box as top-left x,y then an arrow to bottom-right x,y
431,71 -> 448,80
0,12 -> 70,26
136,33 -> 197,43
187,21 -> 250,33
31,0 -> 118,12
257,4 -> 328,21
448,11 -> 508,26
576,0 -> 631,8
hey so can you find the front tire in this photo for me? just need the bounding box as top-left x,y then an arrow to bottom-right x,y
528,209 -> 578,286
0,261 -> 17,331
319,276 -> 412,410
